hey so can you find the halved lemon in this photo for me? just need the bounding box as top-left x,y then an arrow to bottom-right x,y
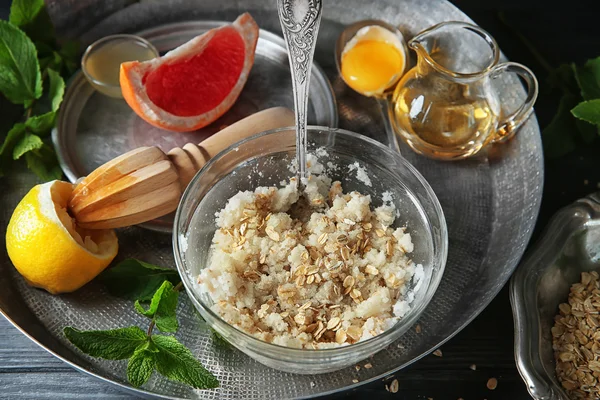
6,181 -> 118,294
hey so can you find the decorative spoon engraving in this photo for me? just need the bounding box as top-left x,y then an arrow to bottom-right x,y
277,0 -> 323,183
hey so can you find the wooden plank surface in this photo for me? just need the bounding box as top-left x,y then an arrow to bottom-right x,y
0,317 -> 135,399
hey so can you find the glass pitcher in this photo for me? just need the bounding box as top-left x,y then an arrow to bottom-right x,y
389,21 -> 538,160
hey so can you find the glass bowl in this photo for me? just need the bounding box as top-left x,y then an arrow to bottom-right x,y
511,193 -> 600,399
81,34 -> 159,98
173,126 -> 447,374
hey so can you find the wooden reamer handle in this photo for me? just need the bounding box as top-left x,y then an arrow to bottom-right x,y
69,107 -> 294,229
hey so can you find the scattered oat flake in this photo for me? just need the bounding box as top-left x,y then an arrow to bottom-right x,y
469,364 -> 477,371
355,365 -> 360,371
433,349 -> 442,357
389,379 -> 399,393
352,379 -> 359,383
364,363 -> 372,369
415,324 -> 422,333
487,377 -> 497,390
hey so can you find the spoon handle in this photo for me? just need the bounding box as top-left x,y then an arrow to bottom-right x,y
277,0 -> 323,181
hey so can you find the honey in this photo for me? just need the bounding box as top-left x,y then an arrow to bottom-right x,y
82,35 -> 158,98
388,21 -> 537,160
392,84 -> 498,153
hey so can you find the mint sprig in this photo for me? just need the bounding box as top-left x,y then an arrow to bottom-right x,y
499,13 -> 600,159
541,59 -> 600,159
0,0 -> 77,180
64,260 -> 218,390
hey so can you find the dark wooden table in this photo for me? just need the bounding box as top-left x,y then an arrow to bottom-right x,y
1,0 -> 600,398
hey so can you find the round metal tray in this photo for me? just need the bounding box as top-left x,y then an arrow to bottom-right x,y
53,21 -> 338,232
2,0 -> 544,399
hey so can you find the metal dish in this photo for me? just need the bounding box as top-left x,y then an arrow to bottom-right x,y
511,193 -> 600,400
53,21 -> 338,233
0,0 -> 544,398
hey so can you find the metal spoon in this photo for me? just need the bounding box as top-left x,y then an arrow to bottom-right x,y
277,0 -> 323,184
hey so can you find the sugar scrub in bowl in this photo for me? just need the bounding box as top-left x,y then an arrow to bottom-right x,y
174,126 -> 447,374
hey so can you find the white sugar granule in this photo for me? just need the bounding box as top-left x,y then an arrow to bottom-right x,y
179,234 -> 188,253
382,191 -> 394,204
413,264 -> 424,293
348,162 -> 372,187
315,147 -> 329,157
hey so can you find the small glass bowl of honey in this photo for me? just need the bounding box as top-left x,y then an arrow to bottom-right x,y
82,34 -> 159,98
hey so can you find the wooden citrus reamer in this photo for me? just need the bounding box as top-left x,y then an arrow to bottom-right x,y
69,107 -> 294,229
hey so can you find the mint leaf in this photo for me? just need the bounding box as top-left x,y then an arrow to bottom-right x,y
574,57 -> 600,101
127,345 -> 157,387
64,326 -> 149,360
25,111 -> 55,135
0,20 -> 42,104
135,280 -> 179,333
571,99 -> 600,126
30,68 -> 65,118
152,335 -> 219,389
9,0 -> 45,27
0,122 -> 26,162
99,259 -> 181,301
46,68 -> 65,112
38,50 -> 62,73
542,94 -> 578,159
155,310 -> 178,333
24,145 -> 63,181
9,0 -> 56,48
13,133 -> 43,160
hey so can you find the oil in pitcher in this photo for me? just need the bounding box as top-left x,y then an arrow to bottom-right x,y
389,22 -> 537,160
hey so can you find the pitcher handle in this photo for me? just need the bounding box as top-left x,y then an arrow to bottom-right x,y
490,62 -> 538,143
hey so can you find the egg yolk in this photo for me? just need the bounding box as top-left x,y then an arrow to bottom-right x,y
341,40 -> 404,95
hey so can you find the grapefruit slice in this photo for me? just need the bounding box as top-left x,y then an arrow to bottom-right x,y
120,13 -> 259,132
